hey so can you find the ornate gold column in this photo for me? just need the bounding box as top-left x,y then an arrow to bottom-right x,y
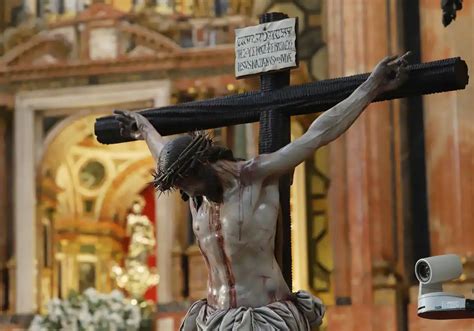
290,121 -> 309,293
63,241 -> 80,295
96,242 -> 111,293
36,174 -> 61,312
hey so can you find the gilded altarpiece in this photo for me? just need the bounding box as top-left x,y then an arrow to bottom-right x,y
38,111 -> 156,310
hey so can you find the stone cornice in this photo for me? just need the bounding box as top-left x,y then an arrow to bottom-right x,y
49,3 -> 128,27
0,3 -> 243,96
0,45 -> 235,83
0,32 -> 71,66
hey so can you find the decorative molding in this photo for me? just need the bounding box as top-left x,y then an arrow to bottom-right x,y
0,3 -> 240,86
118,21 -> 182,53
55,218 -> 127,241
0,32 -> 71,66
51,3 -> 128,27
0,44 -> 234,83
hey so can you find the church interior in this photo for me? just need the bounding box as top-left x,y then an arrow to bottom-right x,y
0,0 -> 472,330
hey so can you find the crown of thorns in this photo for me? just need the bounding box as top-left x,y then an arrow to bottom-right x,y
152,133 -> 214,192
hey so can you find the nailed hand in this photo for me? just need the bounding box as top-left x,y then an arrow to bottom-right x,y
370,51 -> 411,93
114,109 -> 144,140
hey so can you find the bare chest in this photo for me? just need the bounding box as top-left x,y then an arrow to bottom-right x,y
191,180 -> 279,251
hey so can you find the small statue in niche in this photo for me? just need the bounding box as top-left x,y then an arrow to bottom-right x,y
111,200 -> 159,301
126,201 -> 156,265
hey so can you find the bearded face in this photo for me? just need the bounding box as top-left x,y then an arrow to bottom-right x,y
174,163 -> 223,203
153,134 -> 234,203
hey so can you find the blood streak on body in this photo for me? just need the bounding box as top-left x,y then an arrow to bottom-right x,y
197,240 -> 215,303
238,182 -> 244,241
210,204 -> 237,308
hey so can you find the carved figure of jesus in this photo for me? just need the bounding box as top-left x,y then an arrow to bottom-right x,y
115,53 -> 409,330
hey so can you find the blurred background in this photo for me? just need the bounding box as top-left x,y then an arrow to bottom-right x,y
0,0 -> 472,330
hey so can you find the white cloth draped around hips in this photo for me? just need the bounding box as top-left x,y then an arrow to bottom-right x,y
180,291 -> 325,331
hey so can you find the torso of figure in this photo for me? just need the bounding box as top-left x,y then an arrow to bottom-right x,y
190,160 -> 290,310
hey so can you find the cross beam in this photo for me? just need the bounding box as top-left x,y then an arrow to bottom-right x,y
95,57 -> 469,144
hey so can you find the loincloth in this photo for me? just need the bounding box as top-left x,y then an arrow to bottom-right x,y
180,291 -> 325,331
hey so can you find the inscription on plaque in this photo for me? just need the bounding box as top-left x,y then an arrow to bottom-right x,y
235,17 -> 298,78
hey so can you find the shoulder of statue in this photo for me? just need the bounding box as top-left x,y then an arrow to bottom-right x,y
239,157 -> 261,183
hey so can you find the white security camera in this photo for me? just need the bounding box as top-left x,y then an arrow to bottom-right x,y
416,254 -> 474,319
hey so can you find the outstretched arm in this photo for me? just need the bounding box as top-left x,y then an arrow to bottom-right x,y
114,110 -> 167,162
246,52 -> 409,180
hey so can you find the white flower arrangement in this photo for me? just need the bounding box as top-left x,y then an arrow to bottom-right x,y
29,288 -> 141,331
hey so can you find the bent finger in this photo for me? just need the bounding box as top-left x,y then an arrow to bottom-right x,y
382,54 -> 398,64
389,51 -> 411,66
115,115 -> 130,125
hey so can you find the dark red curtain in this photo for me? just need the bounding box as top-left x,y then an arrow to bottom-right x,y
140,184 -> 157,302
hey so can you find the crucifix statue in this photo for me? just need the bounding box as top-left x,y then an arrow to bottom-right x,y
95,13 -> 468,331
112,52 -> 408,329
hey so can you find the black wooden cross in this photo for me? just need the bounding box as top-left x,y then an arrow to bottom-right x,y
95,12 -> 469,288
